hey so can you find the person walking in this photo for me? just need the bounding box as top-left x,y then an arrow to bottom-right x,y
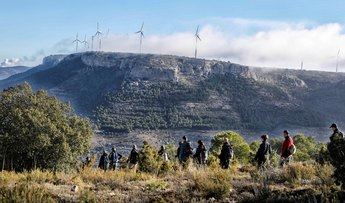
254,134 -> 272,168
330,123 -> 344,141
98,151 -> 109,171
219,138 -> 233,169
194,140 -> 207,165
280,130 -> 295,166
177,136 -> 193,164
109,147 -> 123,170
158,145 -> 169,162
128,145 -> 139,171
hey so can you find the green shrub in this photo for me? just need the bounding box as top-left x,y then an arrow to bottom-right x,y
0,183 -> 56,203
281,163 -> 316,184
138,141 -> 161,173
293,134 -> 321,162
209,131 -> 251,163
193,168 -> 232,199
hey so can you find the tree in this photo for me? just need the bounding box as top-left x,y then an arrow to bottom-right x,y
0,83 -> 93,171
209,131 -> 251,163
293,134 -> 321,162
138,141 -> 160,173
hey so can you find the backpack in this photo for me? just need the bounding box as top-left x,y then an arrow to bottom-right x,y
288,144 -> 296,155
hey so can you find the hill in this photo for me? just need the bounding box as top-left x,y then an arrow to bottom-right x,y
1,52 -> 344,138
0,66 -> 31,80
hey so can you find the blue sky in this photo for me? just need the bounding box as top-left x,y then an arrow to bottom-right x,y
1,0 -> 345,70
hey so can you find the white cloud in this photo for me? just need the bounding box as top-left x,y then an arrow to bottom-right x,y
94,21 -> 345,71
0,58 -> 22,67
7,18 -> 345,72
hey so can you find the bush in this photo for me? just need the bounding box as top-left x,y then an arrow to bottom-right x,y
281,163 -> 316,184
293,134 -> 321,162
209,131 -> 251,163
0,183 -> 55,203
192,168 -> 232,199
0,83 -> 93,171
138,141 -> 161,173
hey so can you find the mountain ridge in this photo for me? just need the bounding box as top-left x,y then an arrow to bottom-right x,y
0,66 -> 31,80
0,52 -> 344,138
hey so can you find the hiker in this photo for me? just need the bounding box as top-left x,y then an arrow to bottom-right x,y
83,155 -> 92,169
219,138 -> 233,169
98,151 -> 109,171
109,147 -> 123,170
128,145 -> 139,170
177,136 -> 193,163
194,140 -> 207,165
327,123 -> 345,183
254,134 -> 272,168
330,123 -> 344,141
158,145 -> 169,162
280,130 -> 295,166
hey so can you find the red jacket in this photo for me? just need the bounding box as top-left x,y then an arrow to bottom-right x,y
281,136 -> 294,158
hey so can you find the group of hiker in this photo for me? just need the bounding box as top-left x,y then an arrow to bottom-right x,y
95,123 -> 343,171
254,130 -> 296,168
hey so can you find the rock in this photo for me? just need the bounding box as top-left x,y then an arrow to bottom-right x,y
71,185 -> 78,193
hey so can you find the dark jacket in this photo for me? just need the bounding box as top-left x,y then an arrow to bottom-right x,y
129,149 -> 139,164
109,150 -> 122,163
98,153 -> 109,170
194,144 -> 207,164
255,141 -> 272,161
219,142 -> 233,161
330,129 -> 344,141
177,141 -> 193,162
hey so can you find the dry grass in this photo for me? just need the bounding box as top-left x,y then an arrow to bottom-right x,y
0,162 -> 341,202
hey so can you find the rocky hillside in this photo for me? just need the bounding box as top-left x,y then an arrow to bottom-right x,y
0,66 -> 31,80
1,52 -> 344,137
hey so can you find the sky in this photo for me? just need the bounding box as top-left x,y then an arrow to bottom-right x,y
1,0 -> 345,71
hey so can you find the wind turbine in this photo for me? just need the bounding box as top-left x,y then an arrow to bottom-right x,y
81,35 -> 88,50
72,33 -> 82,52
194,25 -> 201,58
135,22 -> 144,53
94,22 -> 103,51
336,49 -> 341,72
91,35 -> 94,51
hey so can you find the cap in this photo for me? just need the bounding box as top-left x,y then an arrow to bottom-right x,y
330,123 -> 337,128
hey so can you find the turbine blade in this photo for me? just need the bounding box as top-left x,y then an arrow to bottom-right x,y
141,22 -> 144,31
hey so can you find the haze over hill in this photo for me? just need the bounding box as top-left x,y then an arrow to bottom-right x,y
0,66 -> 31,80
0,52 -> 344,141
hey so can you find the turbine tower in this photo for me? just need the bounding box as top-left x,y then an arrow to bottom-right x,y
300,61 -> 303,70
91,35 -> 94,51
72,33 -> 82,52
194,26 -> 201,58
94,22 -> 103,51
135,22 -> 144,53
81,35 -> 88,50
336,49 -> 341,72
